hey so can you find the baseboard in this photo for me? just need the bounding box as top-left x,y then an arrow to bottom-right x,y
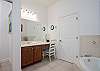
56,58 -> 74,64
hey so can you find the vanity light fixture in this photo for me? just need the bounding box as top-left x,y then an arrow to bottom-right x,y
21,8 -> 39,22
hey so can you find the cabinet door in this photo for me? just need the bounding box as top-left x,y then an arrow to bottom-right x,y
33,46 -> 42,62
21,47 -> 33,67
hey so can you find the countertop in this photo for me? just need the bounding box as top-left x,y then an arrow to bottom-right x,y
21,41 -> 50,47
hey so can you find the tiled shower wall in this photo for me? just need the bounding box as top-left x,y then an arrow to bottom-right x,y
80,35 -> 100,58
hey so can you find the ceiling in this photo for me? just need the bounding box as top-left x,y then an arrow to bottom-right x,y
21,0 -> 58,7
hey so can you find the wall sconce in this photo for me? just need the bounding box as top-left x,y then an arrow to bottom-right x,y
42,27 -> 46,31
50,25 -> 55,30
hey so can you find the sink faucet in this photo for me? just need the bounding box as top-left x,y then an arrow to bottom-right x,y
84,55 -> 92,57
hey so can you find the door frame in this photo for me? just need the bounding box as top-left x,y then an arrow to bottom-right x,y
57,13 -> 80,64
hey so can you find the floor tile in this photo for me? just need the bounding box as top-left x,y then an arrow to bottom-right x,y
22,59 -> 81,71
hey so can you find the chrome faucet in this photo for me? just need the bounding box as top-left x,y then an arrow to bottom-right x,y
84,55 -> 92,57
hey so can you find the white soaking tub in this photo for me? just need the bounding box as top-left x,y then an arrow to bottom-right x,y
78,57 -> 100,71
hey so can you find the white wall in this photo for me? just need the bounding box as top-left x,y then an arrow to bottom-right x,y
21,1 -> 48,42
21,1 -> 48,30
21,5 -> 48,26
11,0 -> 21,71
0,0 -> 21,71
48,0 -> 100,58
0,0 -> 12,61
78,0 -> 100,35
48,0 -> 78,40
48,0 -> 100,39
0,1 -> 12,70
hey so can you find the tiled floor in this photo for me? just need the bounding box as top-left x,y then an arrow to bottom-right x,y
22,59 -> 81,71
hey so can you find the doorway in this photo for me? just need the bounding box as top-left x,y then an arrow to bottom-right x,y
57,13 -> 80,63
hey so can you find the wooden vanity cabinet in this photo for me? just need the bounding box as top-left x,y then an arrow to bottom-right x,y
21,45 -> 43,67
21,44 -> 49,67
33,45 -> 42,62
21,47 -> 34,67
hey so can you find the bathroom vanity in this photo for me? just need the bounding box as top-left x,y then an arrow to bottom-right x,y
21,41 -> 50,67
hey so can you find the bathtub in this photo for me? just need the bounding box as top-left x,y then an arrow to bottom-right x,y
78,57 -> 100,71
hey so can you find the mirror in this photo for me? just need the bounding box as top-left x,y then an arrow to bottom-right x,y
21,19 -> 47,41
